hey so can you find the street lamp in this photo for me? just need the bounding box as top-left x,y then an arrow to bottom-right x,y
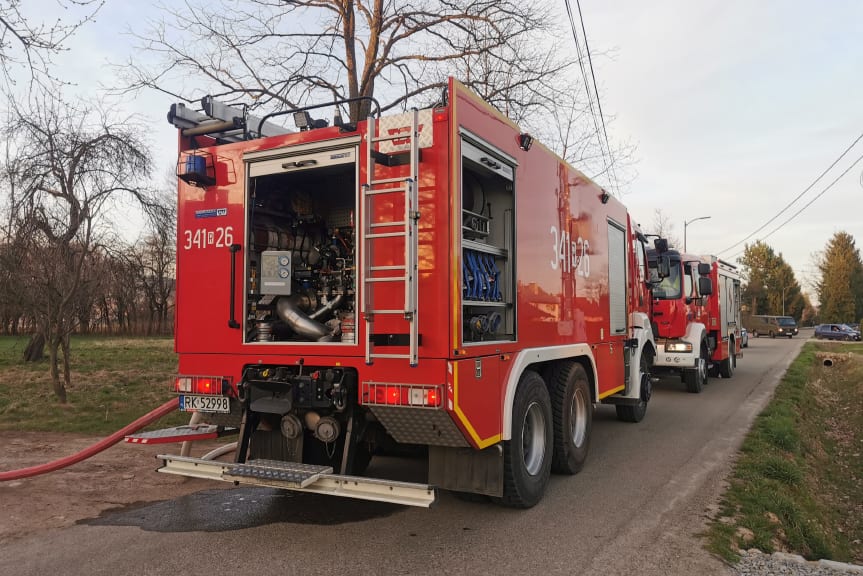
683,216 -> 711,252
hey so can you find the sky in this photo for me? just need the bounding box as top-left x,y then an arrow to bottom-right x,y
19,0 -> 863,299
577,0 -> 863,296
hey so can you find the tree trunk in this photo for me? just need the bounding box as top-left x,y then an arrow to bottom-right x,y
23,333 -> 46,362
60,334 -> 72,394
47,338 -> 68,403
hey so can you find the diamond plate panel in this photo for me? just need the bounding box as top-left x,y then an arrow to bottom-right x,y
377,109 -> 433,153
369,406 -> 470,447
225,460 -> 332,488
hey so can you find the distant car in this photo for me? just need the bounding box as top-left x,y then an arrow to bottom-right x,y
740,328 -> 749,348
814,323 -> 862,341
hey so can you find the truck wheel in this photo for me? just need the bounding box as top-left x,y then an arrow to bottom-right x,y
616,354 -> 649,423
548,362 -> 592,472
718,338 -> 735,378
497,370 -> 552,508
684,340 -> 709,393
770,331 -> 775,338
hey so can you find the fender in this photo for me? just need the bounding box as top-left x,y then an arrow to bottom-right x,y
501,344 -> 597,440
619,311 -> 656,400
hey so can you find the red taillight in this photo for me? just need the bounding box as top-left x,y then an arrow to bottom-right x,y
364,383 -> 441,408
174,375 -> 230,395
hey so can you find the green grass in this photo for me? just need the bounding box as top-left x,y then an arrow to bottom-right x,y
708,341 -> 863,564
0,335 -> 188,434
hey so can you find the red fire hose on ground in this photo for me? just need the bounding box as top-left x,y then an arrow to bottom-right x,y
0,398 -> 178,482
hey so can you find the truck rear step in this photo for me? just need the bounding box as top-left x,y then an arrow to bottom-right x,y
125,425 -> 239,444
157,455 -> 436,508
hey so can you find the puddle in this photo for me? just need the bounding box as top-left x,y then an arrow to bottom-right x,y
79,487 -> 403,532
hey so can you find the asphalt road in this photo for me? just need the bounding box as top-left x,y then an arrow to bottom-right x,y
1,332 -> 808,576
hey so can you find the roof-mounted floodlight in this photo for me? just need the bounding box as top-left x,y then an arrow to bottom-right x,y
293,111 -> 312,130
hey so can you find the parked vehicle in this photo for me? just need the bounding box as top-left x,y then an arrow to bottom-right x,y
746,315 -> 798,338
127,78 -> 664,509
814,324 -> 862,341
740,328 -> 749,348
647,250 -> 742,392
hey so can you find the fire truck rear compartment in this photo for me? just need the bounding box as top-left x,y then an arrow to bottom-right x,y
245,154 -> 358,345
240,363 -> 378,475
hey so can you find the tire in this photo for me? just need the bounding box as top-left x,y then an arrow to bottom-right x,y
770,331 -> 775,338
497,370 -> 553,508
616,354 -> 650,423
718,338 -> 735,378
547,362 -> 593,473
684,339 -> 709,393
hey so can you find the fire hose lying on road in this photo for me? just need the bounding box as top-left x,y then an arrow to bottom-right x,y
0,399 -> 234,482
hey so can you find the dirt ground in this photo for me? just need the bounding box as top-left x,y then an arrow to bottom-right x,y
0,431 -> 229,544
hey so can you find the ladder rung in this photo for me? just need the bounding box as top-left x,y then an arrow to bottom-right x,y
370,221 -> 406,228
370,265 -> 405,271
366,232 -> 406,239
365,187 -> 405,196
368,176 -> 409,186
365,276 -> 406,283
370,353 -> 414,360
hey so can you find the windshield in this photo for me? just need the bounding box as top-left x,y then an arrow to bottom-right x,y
777,317 -> 796,326
653,261 -> 681,299
840,324 -> 855,331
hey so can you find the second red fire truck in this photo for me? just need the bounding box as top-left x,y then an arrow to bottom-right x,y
132,78 -> 665,508
648,246 -> 742,393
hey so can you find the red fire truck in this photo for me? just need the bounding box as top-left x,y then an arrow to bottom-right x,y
136,78 -> 661,508
648,247 -> 742,393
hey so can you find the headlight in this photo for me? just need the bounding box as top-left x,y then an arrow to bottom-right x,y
666,341 -> 693,353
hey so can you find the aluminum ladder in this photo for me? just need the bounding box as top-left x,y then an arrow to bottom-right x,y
361,109 -> 420,366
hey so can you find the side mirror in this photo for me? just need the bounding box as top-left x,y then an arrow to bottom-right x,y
698,277 -> 713,296
697,262 -> 711,275
653,238 -> 669,254
651,254 -> 671,280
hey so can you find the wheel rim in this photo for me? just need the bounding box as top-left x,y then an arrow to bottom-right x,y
569,387 -> 589,448
699,347 -> 708,380
522,401 -> 547,476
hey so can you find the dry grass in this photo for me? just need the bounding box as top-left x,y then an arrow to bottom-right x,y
0,336 -> 187,434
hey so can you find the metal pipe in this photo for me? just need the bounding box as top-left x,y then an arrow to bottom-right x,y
182,119 -> 238,137
276,294 -> 334,340
309,293 -> 346,321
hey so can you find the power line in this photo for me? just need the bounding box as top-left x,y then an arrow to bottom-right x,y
725,150 -> 863,261
575,0 -> 620,195
563,0 -> 617,194
717,131 -> 863,255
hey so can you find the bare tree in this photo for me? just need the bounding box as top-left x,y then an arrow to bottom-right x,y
123,1 -> 570,119
121,0 -> 634,191
0,0 -> 104,88
650,208 -> 681,250
2,89 -> 156,402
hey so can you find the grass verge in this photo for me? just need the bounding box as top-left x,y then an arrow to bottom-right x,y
0,335 -> 187,434
707,341 -> 863,564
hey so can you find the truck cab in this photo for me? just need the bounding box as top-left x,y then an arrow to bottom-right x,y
647,246 -> 741,392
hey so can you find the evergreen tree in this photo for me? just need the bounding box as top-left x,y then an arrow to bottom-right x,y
816,232 -> 863,323
739,241 -> 803,319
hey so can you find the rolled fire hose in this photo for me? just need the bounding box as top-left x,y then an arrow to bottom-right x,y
0,398 -> 178,482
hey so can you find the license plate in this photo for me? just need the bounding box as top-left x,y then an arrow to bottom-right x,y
179,395 -> 230,413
